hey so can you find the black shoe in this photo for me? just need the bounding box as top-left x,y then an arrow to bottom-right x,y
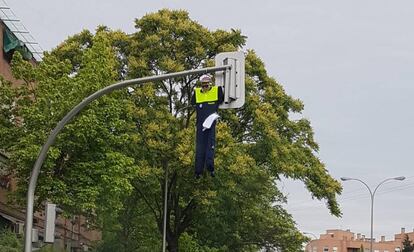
210,171 -> 215,177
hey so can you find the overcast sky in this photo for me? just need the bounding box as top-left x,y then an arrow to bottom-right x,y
5,0 -> 414,241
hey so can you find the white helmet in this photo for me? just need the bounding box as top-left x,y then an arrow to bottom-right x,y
199,74 -> 212,83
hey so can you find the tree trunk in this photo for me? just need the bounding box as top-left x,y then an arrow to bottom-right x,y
167,235 -> 179,252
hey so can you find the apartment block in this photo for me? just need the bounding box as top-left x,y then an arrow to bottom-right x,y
306,228 -> 414,252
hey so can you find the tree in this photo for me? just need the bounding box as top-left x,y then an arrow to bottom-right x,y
0,229 -> 23,252
0,28 -> 137,222
402,234 -> 413,252
0,9 -> 342,252
123,9 -> 341,251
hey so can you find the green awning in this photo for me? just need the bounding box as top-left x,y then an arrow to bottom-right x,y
3,28 -> 21,52
3,28 -> 33,60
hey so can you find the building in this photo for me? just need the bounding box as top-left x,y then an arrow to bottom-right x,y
0,2 -> 100,251
305,228 -> 414,252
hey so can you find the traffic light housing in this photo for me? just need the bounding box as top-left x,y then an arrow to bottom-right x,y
44,203 -> 56,243
215,51 -> 245,109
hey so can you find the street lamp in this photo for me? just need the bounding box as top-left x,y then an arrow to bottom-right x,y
303,232 -> 318,240
303,232 -> 318,252
340,176 -> 405,252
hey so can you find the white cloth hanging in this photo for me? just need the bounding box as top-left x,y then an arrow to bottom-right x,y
202,113 -> 220,131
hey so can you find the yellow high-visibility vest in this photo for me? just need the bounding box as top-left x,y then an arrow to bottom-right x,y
195,86 -> 218,104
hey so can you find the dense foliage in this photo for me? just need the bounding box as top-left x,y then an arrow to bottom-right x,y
0,229 -> 23,252
0,9 -> 341,251
403,234 -> 414,252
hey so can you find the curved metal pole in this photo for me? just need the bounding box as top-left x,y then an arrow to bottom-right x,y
343,178 -> 374,252
24,65 -> 230,252
372,178 -> 397,196
303,232 -> 317,240
369,178 -> 400,252
346,178 -> 373,197
344,178 -> 374,252
342,177 -> 405,252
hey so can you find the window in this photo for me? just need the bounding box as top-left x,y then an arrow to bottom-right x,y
395,248 -> 401,252
323,247 -> 329,252
333,247 -> 337,252
313,247 -> 317,252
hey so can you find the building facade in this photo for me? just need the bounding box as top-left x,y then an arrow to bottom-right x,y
305,228 -> 414,252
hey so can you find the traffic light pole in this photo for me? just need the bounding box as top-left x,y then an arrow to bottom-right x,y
24,65 -> 231,252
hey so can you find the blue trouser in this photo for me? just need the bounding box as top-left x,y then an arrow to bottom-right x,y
195,121 -> 216,175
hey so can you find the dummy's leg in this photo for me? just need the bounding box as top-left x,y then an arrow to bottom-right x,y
205,122 -> 216,176
195,126 -> 207,177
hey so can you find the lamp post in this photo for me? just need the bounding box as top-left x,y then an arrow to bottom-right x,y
303,232 -> 318,240
340,176 -> 405,252
303,232 -> 318,252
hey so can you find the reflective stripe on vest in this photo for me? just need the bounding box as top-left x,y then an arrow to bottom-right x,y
195,86 -> 218,104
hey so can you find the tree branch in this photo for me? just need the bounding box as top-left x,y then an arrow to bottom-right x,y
177,198 -> 196,235
133,183 -> 160,223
